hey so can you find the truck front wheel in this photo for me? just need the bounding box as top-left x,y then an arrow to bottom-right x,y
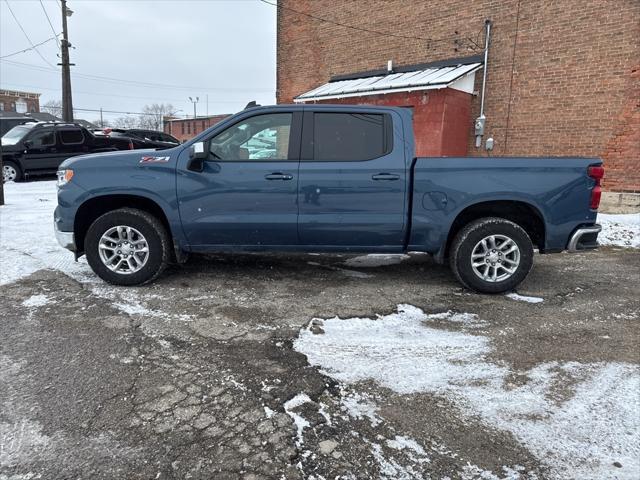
3,161 -> 22,182
449,217 -> 534,294
85,208 -> 170,286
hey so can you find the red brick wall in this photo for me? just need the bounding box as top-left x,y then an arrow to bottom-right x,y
164,114 -> 230,142
277,0 -> 640,192
0,91 -> 40,113
312,88 -> 471,156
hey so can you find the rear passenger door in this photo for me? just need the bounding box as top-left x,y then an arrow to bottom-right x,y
57,127 -> 90,163
297,109 -> 408,249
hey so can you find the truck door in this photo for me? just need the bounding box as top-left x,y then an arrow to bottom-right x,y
297,110 -> 407,249
176,111 -> 302,247
56,127 -> 90,164
21,127 -> 59,171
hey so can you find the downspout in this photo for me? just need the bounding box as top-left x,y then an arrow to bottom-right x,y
475,19 -> 492,148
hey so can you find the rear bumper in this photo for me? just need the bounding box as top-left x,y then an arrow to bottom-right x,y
567,224 -> 601,252
54,220 -> 76,252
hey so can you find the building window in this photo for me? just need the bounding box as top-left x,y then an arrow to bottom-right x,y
15,99 -> 27,113
0,102 -> 4,111
10,102 -> 16,111
202,120 -> 205,131
187,122 -> 191,135
181,122 -> 185,135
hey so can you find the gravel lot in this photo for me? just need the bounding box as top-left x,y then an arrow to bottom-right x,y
1,182 -> 639,480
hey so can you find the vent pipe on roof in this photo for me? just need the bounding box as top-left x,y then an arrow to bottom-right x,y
387,60 -> 393,73
475,19 -> 492,148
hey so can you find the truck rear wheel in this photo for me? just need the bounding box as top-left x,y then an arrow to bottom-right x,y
449,217 -> 533,294
85,208 -> 170,286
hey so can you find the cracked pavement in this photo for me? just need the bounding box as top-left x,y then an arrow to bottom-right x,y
0,247 -> 638,479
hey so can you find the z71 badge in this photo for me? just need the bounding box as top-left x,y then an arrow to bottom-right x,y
140,156 -> 170,164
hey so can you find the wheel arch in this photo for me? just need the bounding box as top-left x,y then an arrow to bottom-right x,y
442,200 -> 546,261
74,194 -> 179,259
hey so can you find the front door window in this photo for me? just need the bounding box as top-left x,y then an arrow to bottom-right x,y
209,113 -> 292,161
26,129 -> 55,148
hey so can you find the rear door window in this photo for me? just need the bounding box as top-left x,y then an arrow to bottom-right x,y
312,112 -> 391,161
59,128 -> 84,145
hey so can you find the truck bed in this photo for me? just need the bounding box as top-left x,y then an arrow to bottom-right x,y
409,156 -> 601,255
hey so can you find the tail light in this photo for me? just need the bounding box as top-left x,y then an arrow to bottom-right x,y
128,139 -> 134,150
588,165 -> 604,210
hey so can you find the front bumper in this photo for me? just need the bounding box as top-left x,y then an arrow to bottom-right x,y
54,220 -> 76,252
567,224 -> 601,252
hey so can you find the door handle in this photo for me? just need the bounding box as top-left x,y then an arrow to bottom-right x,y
265,173 -> 293,180
372,173 -> 400,181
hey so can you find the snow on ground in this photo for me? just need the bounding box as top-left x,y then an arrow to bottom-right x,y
597,213 -> 640,248
505,293 -> 544,304
294,305 -> 640,479
343,254 -> 410,268
21,294 -> 51,308
0,181 -> 91,285
284,393 -> 312,447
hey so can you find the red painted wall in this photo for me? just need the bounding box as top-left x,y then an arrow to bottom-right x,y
312,88 -> 472,157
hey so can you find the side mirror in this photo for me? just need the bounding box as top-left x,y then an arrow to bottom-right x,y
189,141 -> 207,159
187,141 -> 207,172
23,140 -> 33,149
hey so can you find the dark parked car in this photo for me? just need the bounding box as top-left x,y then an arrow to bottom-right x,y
96,128 -> 180,150
2,122 -> 134,182
0,116 -> 33,137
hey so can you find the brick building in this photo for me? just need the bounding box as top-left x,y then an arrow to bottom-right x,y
0,89 -> 40,114
276,0 -> 639,199
163,114 -> 230,142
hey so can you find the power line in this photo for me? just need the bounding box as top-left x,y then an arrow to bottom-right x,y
1,81 -> 245,104
0,58 -> 274,93
258,0 -> 480,49
39,0 -> 62,49
0,36 -> 59,59
73,107 -> 168,116
3,0 -> 56,68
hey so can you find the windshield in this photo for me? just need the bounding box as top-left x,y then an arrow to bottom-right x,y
1,124 -> 35,146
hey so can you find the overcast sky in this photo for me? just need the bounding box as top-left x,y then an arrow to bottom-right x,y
0,0 -> 277,122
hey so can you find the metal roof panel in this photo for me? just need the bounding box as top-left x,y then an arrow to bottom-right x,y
295,62 -> 483,102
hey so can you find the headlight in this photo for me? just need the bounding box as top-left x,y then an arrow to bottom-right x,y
57,169 -> 74,187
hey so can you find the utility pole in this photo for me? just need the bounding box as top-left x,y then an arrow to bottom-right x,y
60,0 -> 74,122
100,108 -> 104,128
189,96 -> 199,119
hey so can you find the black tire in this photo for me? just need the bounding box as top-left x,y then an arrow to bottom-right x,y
85,208 -> 170,286
449,217 -> 534,294
3,160 -> 22,182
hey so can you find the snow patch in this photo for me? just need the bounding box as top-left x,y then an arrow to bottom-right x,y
284,393 -> 312,446
425,310 -> 488,327
340,392 -> 382,427
263,406 -> 275,418
294,305 -> 640,479
21,294 -> 50,308
386,435 -> 430,464
344,254 -> 410,268
0,181 -> 91,285
597,213 -> 640,248
505,293 -> 544,304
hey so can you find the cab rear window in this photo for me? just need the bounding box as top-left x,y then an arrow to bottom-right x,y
59,129 -> 84,145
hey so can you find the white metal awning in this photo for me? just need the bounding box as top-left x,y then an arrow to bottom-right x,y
294,62 -> 482,102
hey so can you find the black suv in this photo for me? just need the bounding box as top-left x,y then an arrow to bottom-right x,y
2,122 -> 134,182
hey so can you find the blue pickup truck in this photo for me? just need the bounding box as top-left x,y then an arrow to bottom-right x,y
54,104 -> 603,293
